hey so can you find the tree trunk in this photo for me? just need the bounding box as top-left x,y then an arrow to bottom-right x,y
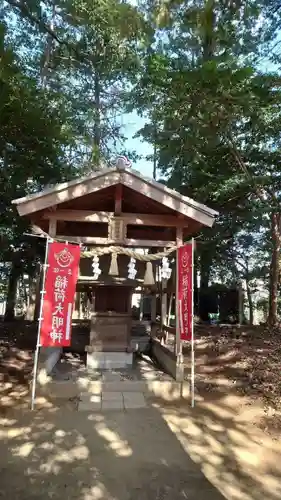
40,2 -> 55,87
200,250 -> 211,290
202,0 -> 216,61
34,264 -> 43,322
153,122 -> 157,180
199,249 -> 212,322
93,70 -> 101,162
21,275 -> 28,314
246,281 -> 254,325
26,273 -> 37,321
4,257 -> 21,321
268,212 -> 281,326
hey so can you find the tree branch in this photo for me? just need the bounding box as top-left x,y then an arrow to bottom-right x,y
6,0 -> 64,45
6,0 -> 91,70
226,133 -> 279,206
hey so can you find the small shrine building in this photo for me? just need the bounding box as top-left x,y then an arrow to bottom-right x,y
12,159 -> 217,378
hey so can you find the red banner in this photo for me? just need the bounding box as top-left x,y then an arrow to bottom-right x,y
177,243 -> 193,341
40,242 -> 81,347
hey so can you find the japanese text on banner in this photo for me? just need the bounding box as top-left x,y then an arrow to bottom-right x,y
177,244 -> 193,341
40,242 -> 81,347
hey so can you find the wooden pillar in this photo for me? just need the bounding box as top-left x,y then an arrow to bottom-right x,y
161,279 -> 167,329
167,292 -> 173,326
159,247 -> 167,332
77,292 -> 81,319
73,292 -> 80,319
151,293 -> 156,323
139,292 -> 144,321
127,288 -> 133,349
79,292 -> 83,319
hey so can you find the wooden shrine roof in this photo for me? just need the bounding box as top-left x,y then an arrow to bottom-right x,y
12,163 -> 218,229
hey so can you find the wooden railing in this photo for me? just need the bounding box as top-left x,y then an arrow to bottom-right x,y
151,322 -> 176,351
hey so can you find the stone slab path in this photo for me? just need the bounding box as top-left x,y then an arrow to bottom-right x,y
78,391 -> 147,411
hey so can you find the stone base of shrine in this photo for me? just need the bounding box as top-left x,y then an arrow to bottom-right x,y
86,350 -> 133,370
34,353 -> 191,406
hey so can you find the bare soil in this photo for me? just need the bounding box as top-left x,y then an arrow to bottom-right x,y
1,321 -> 281,436
0,321 -> 281,500
183,324 -> 281,438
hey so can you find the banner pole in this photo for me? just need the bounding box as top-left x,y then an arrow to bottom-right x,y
191,237 -> 195,408
31,237 -> 51,410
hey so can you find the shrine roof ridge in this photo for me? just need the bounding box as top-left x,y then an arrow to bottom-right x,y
12,164 -> 217,213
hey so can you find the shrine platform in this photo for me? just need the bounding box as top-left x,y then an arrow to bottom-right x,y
36,353 -> 191,409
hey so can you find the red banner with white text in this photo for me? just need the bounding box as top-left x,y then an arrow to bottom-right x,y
40,242 -> 81,347
177,243 -> 193,341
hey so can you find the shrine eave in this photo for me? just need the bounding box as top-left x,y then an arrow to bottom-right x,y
12,164 -> 218,228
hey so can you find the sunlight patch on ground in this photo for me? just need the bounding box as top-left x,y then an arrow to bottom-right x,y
38,441 -> 90,474
2,426 -> 31,439
94,421 -> 133,457
83,482 -> 114,500
11,441 -> 34,457
161,400 -> 281,500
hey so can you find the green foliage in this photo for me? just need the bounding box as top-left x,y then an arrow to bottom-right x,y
4,0 -> 150,165
0,0 -> 150,317
0,22 -> 74,280
2,0 -> 281,323
131,1 -> 281,322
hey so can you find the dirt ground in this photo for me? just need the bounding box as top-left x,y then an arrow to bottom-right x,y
183,324 -> 281,439
1,321 -> 281,499
1,398 -> 281,500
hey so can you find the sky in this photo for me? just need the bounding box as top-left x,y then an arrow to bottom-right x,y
121,0 -> 154,177
121,111 -> 154,177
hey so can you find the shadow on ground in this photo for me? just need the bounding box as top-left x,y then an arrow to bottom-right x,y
0,389 -> 281,500
0,404 -> 226,500
157,395 -> 281,500
1,322 -> 281,500
183,325 -> 281,407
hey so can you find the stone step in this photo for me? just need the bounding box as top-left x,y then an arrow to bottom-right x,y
78,391 -> 148,411
37,378 -> 190,401
86,351 -> 133,370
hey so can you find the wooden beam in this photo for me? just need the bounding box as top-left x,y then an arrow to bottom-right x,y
122,213 -> 187,227
115,184 -> 122,215
57,236 -> 113,245
57,235 -> 176,247
77,277 -> 143,286
44,210 -> 188,227
44,210 -> 110,223
124,239 -> 175,248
